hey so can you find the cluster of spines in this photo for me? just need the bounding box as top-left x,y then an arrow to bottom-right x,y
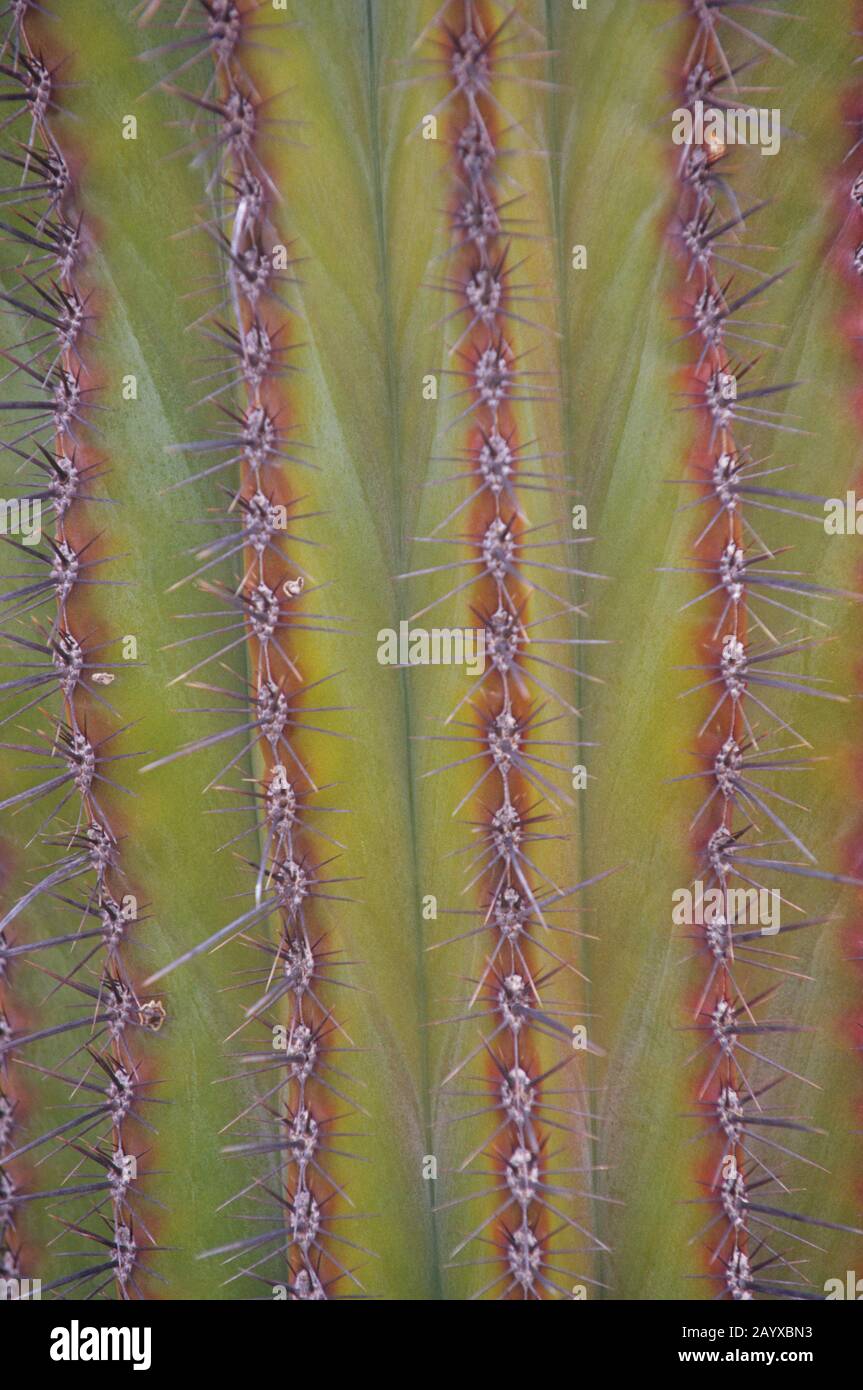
138,0 -> 360,1300
669,0 -> 861,1299
0,0 -> 158,1298
402,0 -> 607,1299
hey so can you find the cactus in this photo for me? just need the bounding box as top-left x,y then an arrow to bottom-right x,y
0,0 -> 860,1304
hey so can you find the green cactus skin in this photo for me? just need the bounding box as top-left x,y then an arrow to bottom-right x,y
0,0 -> 859,1303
